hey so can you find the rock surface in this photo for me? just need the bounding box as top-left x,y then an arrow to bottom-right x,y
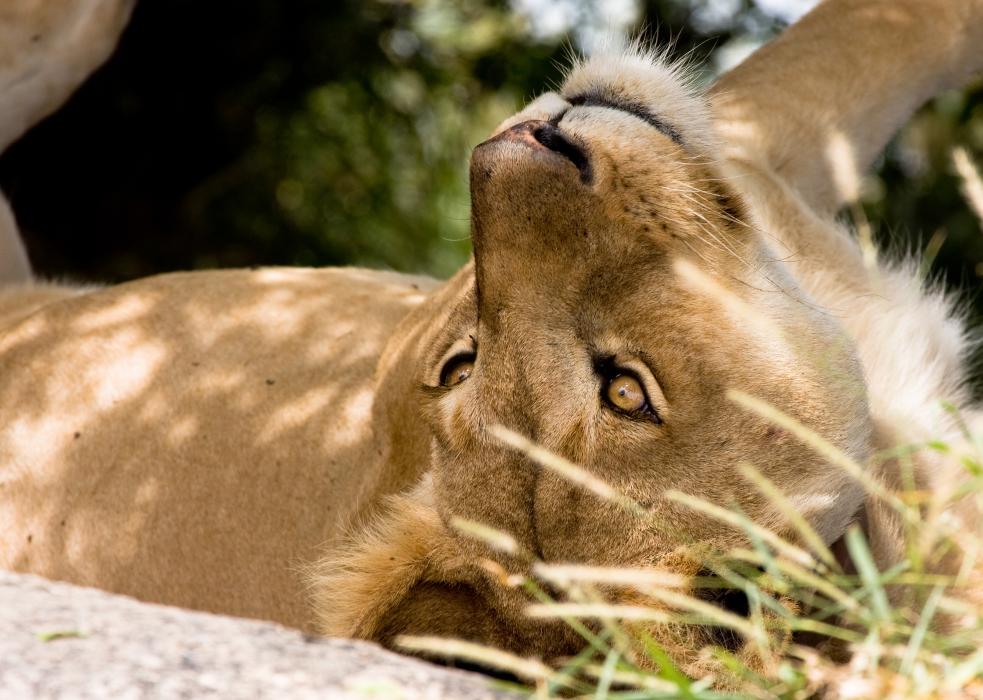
0,571 -> 519,699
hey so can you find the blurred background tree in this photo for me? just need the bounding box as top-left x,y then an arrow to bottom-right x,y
1,0 -> 981,318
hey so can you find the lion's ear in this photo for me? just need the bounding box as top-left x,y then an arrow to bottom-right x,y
308,483 -> 523,653
829,424 -> 911,576
830,465 -> 983,634
372,580 -> 509,647
308,486 -> 450,639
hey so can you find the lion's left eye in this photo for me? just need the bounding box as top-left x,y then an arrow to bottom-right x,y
440,353 -> 475,387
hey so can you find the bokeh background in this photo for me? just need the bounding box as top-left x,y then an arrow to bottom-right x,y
1,0 -> 981,306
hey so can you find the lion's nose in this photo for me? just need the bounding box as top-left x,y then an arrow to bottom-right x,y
531,123 -> 590,182
490,119 -> 591,182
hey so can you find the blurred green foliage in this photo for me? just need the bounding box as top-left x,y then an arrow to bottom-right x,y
1,0 -> 981,299
183,0 -> 549,277
870,86 -> 983,278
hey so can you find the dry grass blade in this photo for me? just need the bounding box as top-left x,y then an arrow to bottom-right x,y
642,587 -> 765,646
738,462 -> 840,571
673,258 -> 787,346
787,618 -> 864,644
944,649 -> 983,692
489,424 -> 647,516
918,228 -> 947,280
666,490 -> 816,568
525,602 -> 675,624
899,584 -> 945,675
580,663 -> 682,693
592,650 -> 620,700
727,390 -> 903,510
727,548 -> 860,615
534,563 -> 690,590
844,526 -> 890,622
451,516 -> 525,557
953,146 -> 983,229
395,635 -> 556,683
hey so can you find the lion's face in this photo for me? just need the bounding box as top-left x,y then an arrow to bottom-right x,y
400,53 -> 871,579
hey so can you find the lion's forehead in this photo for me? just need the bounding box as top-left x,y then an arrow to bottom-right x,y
559,48 -> 717,154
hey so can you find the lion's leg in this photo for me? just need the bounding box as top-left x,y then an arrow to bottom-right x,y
712,0 -> 983,218
710,1 -> 983,585
0,2 -> 134,293
0,193 -> 30,285
709,0 -> 982,414
709,0 -> 983,358
0,0 -> 135,154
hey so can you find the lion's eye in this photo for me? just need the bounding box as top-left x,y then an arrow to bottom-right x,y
605,373 -> 648,413
440,354 -> 475,387
596,357 -> 663,423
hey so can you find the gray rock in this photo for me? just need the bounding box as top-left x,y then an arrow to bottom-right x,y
0,571 -> 520,699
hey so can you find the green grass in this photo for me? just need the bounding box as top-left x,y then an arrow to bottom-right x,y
400,414 -> 983,699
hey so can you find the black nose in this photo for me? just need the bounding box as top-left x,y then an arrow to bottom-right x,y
532,123 -> 591,183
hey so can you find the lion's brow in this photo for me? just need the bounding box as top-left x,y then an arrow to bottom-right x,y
567,91 -> 683,145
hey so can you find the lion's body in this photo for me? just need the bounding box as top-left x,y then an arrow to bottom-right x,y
0,267 -> 436,630
0,0 -> 982,660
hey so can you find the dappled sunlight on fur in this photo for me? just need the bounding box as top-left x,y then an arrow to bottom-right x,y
1,0 -> 982,693
0,268 -> 436,630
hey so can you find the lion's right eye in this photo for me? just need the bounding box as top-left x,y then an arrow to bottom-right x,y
440,353 -> 476,387
605,373 -> 648,413
595,356 -> 664,424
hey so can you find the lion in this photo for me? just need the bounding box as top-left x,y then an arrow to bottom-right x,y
1,0 -> 982,672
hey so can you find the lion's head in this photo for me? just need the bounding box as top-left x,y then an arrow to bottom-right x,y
318,49 -> 873,663
421,50 -> 870,563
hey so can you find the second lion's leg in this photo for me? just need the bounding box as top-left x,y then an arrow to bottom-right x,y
0,193 -> 30,285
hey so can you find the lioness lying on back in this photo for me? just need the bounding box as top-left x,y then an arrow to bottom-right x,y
2,0 -> 982,675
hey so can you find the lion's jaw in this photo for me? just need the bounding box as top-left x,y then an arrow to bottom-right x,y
422,50 -> 872,569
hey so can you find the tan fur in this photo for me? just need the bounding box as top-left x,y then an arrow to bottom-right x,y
0,267 -> 438,630
1,0 -> 981,667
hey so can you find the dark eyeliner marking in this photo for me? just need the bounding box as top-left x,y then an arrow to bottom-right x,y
568,91 -> 683,145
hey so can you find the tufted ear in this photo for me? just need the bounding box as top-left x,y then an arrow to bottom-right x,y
830,489 -> 906,579
308,474 -> 581,658
829,413 -> 941,583
308,478 -> 515,648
